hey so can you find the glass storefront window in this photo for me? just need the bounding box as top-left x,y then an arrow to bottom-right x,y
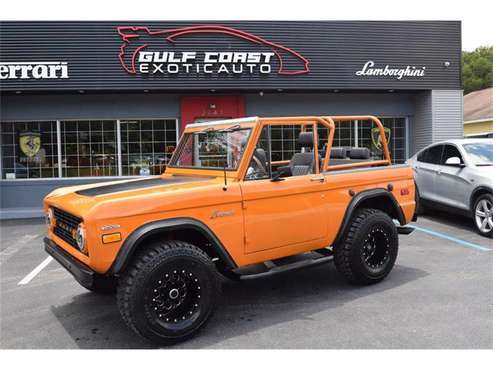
270,125 -> 302,162
121,119 -> 177,176
1,118 -> 179,180
60,120 -> 118,177
358,118 -> 406,164
0,121 -> 58,179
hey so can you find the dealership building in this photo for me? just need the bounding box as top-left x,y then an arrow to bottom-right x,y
0,21 -> 462,219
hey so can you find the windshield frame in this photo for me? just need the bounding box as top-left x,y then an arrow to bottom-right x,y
462,142 -> 493,166
167,126 -> 253,171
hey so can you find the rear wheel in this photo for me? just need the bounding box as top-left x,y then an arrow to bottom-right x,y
334,208 -> 399,285
117,240 -> 220,345
473,194 -> 493,238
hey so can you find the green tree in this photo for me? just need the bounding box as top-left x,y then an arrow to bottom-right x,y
462,46 -> 493,94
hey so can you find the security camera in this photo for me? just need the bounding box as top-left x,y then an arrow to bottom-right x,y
444,61 -> 450,67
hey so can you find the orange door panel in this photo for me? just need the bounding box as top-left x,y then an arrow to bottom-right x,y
240,175 -> 328,254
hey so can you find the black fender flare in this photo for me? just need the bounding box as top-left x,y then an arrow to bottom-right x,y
469,186 -> 493,213
108,217 -> 237,275
333,188 -> 406,247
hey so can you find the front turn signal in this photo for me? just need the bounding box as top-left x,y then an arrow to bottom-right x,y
102,232 -> 122,244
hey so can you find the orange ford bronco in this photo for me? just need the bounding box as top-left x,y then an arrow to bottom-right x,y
44,116 -> 417,345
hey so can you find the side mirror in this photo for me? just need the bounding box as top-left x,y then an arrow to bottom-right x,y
445,156 -> 464,167
271,166 -> 290,182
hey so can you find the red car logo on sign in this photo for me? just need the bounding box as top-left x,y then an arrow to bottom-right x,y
117,25 -> 310,76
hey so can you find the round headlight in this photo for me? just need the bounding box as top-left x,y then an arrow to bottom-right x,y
76,224 -> 85,251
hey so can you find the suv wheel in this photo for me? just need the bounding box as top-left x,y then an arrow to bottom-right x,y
474,194 -> 493,238
334,208 -> 398,285
117,240 -> 220,345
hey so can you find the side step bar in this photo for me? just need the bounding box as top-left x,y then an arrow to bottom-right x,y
397,226 -> 414,235
235,251 -> 334,280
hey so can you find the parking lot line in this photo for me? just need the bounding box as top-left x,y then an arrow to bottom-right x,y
410,225 -> 492,252
17,256 -> 53,285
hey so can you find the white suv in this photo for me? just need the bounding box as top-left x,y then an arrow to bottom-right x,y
407,139 -> 493,238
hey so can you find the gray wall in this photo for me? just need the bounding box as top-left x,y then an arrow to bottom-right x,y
411,91 -> 433,154
432,90 -> 464,142
1,93 -> 181,121
410,89 -> 464,154
1,92 -> 416,121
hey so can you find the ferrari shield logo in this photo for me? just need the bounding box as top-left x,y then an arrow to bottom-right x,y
371,127 -> 391,151
19,132 -> 41,158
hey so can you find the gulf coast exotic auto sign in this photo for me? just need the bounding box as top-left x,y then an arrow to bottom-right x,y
116,25 -> 311,77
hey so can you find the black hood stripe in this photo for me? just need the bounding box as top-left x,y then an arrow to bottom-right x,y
76,176 -> 211,197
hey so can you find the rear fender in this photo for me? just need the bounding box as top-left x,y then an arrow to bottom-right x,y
333,188 -> 406,246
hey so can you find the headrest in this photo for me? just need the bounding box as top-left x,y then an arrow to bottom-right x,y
254,147 -> 267,163
297,132 -> 314,148
349,147 -> 371,159
330,147 -> 347,159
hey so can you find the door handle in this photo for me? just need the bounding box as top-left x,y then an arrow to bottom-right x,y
310,176 -> 325,182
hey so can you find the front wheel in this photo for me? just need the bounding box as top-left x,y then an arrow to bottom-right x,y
117,240 -> 220,345
334,208 -> 399,285
473,194 -> 493,238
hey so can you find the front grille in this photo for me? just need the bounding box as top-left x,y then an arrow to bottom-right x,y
53,207 -> 82,249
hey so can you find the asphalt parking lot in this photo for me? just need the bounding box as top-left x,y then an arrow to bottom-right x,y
0,211 -> 492,349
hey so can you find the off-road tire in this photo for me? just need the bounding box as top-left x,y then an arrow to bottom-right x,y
473,193 -> 493,238
334,208 -> 398,285
117,240 -> 220,345
85,275 -> 117,294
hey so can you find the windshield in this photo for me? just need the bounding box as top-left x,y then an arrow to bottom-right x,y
170,128 -> 252,170
463,142 -> 493,166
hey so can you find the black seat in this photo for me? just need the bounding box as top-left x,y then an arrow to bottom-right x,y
289,132 -> 315,176
253,147 -> 268,173
328,146 -> 351,166
348,147 -> 371,162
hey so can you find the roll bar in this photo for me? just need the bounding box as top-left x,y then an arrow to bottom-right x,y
258,115 -> 391,173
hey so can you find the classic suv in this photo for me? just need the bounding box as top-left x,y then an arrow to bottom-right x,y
43,116 -> 416,345
408,139 -> 493,237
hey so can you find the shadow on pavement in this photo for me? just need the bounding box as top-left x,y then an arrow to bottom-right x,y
420,208 -> 476,233
51,263 -> 428,349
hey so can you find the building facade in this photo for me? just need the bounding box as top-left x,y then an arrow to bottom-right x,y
0,21 -> 462,218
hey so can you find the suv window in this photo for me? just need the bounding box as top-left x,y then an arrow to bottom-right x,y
422,145 -> 443,164
441,144 -> 463,165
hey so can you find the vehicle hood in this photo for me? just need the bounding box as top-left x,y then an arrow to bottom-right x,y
472,166 -> 493,179
44,175 -> 221,218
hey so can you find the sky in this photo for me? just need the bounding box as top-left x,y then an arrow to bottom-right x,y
1,0 -> 491,51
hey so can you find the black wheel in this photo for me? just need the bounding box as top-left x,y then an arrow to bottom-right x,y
473,193 -> 493,238
85,274 -> 117,294
334,208 -> 398,285
117,240 -> 219,345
